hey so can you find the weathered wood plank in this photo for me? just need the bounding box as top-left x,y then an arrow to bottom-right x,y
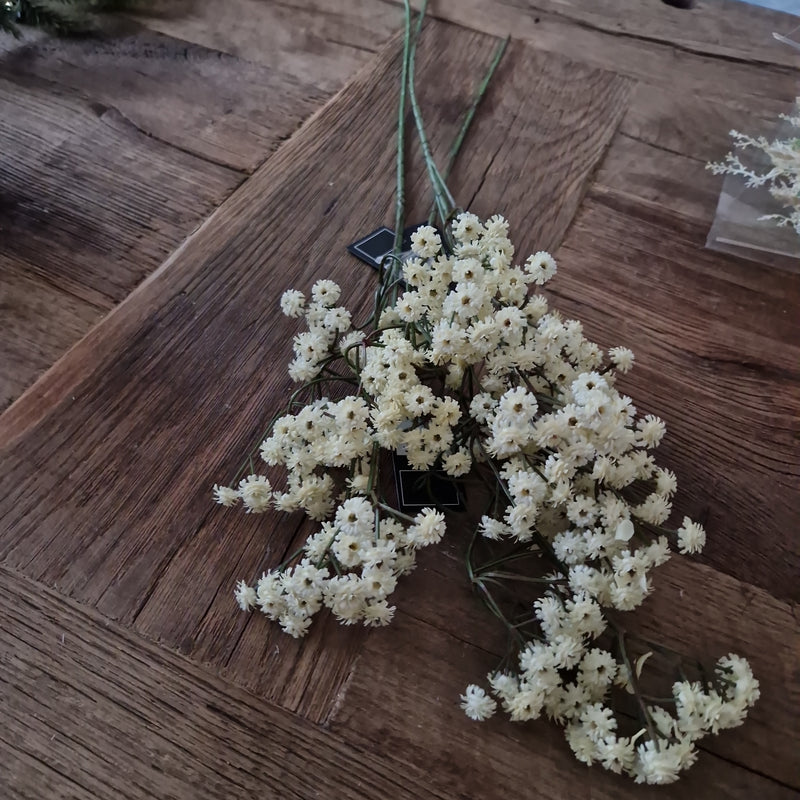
592,133 -> 722,225
0,23 -> 630,725
0,27 -> 328,173
434,0 -> 800,67
138,0 -> 396,92
444,39 -> 630,249
0,564 -> 445,800
408,0 -> 800,106
0,73 -> 243,410
0,24 -> 332,411
0,74 -> 242,303
146,0 -> 800,78
620,82 -> 786,166
0,256 -> 109,410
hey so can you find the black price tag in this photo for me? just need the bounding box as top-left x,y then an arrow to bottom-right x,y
392,452 -> 464,513
347,224 -> 438,272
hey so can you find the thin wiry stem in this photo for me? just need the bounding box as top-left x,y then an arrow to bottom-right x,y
427,35 -> 510,224
404,0 -> 454,225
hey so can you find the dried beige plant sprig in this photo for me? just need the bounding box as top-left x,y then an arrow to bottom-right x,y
708,101 -> 800,237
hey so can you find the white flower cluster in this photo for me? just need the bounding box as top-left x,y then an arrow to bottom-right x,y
461,600 -> 759,784
234,499 -> 445,635
708,101 -> 800,237
215,212 -> 757,783
280,280 -> 354,383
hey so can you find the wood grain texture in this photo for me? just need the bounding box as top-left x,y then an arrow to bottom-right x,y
409,0 -> 800,106
0,27 -> 328,173
140,0 -> 800,113
620,82 -> 785,165
0,72 -> 242,410
0,256 -> 108,412
139,0 -> 397,93
153,0 -> 800,73
431,0 -> 800,67
0,22 -> 629,724
0,565 -> 443,800
0,24 -> 330,411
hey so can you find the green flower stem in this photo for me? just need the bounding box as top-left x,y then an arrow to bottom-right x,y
473,437 -> 569,578
391,0 -> 413,260
375,500 -> 417,525
275,545 -> 310,573
315,532 -> 339,570
404,0 -> 455,224
475,548 -> 542,573
466,491 -> 501,581
373,0 -> 421,322
476,570 -> 562,584
446,34 -> 509,181
365,442 -> 381,495
427,35 -> 510,224
613,622 -> 661,746
474,579 -> 526,647
328,551 -> 344,576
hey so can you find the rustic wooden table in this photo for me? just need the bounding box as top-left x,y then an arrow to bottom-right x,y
1,2 -> 798,798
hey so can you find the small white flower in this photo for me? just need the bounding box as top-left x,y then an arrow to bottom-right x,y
324,306 -> 352,332
362,599 -> 396,627
634,737 -> 697,784
469,392 -> 497,424
636,414 -> 666,448
280,289 -> 305,317
335,497 -> 374,537
676,516 -> 706,554
608,346 -> 635,373
524,251 -> 557,285
578,648 -> 618,691
237,474 -> 273,513
311,279 -> 341,307
451,212 -> 484,243
410,225 -> 441,259
443,449 -> 472,477
407,508 -> 446,547
633,493 -> 671,526
595,735 -> 636,774
213,484 -> 239,507
579,703 -> 617,743
479,515 -> 510,540
234,580 -> 257,611
460,684 -> 497,721
279,613 -> 313,638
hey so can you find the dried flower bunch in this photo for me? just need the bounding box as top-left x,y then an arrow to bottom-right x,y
213,1 -> 759,786
708,101 -> 800,238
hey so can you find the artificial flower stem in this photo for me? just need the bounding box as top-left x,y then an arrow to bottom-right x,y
476,570 -> 562,584
404,0 -> 455,221
426,34 -> 510,225
375,500 -> 417,524
614,624 -> 661,747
